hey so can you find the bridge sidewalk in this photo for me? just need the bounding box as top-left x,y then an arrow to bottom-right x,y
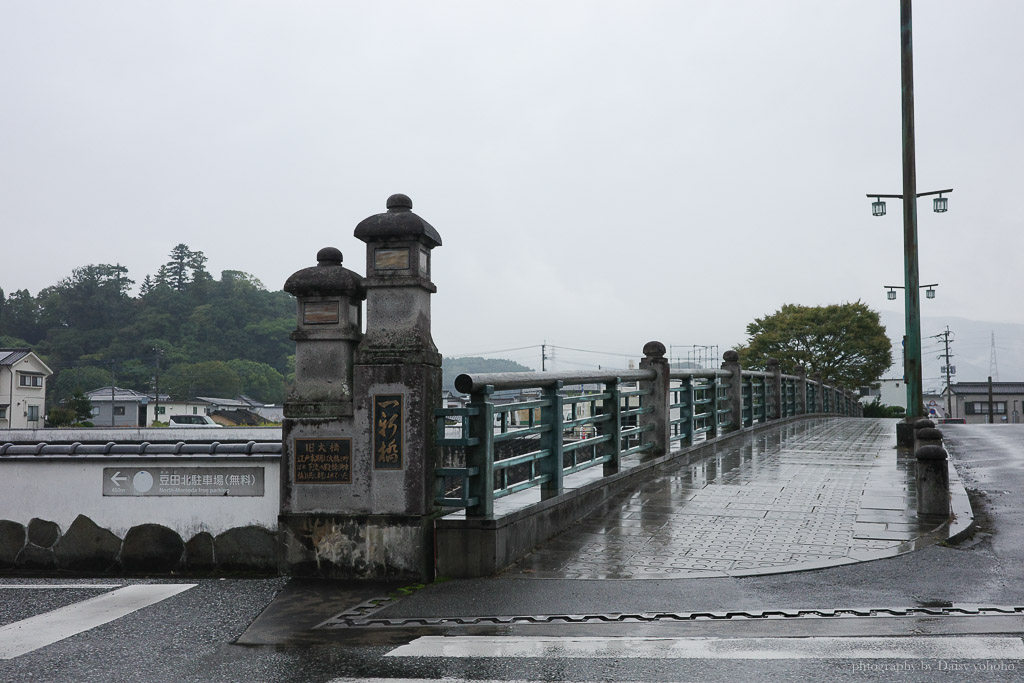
502,416 -> 971,580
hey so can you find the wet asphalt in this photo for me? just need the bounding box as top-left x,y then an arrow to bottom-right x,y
2,421 -> 1024,682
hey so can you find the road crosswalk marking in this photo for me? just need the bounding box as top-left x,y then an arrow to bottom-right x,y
386,635 -> 1024,660
0,584 -> 123,590
0,583 -> 196,659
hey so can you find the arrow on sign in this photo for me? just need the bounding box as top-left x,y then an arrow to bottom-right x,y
110,471 -> 127,487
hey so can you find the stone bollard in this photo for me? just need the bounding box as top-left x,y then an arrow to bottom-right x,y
916,441 -> 950,518
913,418 -> 935,452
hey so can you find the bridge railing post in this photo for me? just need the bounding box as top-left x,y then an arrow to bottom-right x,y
796,367 -> 807,415
814,375 -> 825,413
599,379 -> 622,476
539,381 -> 565,500
768,359 -> 783,420
638,342 -> 670,457
706,376 -> 719,437
465,386 -> 495,517
721,350 -> 744,432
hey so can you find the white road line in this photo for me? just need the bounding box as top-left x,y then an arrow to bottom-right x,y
0,583 -> 196,659
386,635 -> 1024,660
0,585 -> 123,589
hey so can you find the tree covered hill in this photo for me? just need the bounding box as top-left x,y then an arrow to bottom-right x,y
0,244 -> 294,405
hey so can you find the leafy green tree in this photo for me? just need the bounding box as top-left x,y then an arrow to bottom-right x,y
226,359 -> 285,403
0,289 -> 44,344
47,406 -> 77,427
50,366 -> 111,404
736,302 -> 892,389
163,361 -> 240,400
862,397 -> 906,418
165,244 -> 193,292
69,391 -> 96,421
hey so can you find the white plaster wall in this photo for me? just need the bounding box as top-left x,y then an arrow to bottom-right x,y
0,456 -> 279,538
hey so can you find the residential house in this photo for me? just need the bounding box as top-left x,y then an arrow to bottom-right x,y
945,382 -> 1024,424
86,386 -> 156,427
0,349 -> 52,429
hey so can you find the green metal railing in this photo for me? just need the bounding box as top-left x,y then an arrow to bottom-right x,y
436,365 -> 860,518
668,370 -> 731,447
435,370 -> 653,517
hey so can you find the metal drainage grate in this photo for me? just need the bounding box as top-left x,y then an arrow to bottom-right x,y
316,599 -> 1024,630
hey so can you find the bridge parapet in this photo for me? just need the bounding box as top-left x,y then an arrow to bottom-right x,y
435,343 -> 862,576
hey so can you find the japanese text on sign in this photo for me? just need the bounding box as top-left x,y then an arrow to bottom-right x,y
102,467 -> 264,497
374,394 -> 403,470
294,438 -> 352,484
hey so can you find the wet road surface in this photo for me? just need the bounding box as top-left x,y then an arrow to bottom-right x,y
2,421 -> 1024,681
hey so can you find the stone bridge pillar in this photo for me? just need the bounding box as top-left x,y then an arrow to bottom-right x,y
279,247 -> 366,576
638,342 -> 669,457
721,350 -> 743,431
280,194 -> 442,581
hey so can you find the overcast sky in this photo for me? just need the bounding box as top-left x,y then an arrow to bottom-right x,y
2,1 -> 1021,373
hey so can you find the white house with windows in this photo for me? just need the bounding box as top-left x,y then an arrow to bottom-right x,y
0,349 -> 52,429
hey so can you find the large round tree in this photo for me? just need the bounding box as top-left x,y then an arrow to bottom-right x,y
736,301 -> 892,389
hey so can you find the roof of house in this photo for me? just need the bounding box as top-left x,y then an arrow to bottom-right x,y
85,386 -> 151,402
0,349 -> 32,365
949,382 -> 1024,395
194,396 -> 255,409
211,408 -> 265,426
0,349 -> 52,374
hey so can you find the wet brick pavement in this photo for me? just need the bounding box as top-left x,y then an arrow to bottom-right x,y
509,418 -> 958,579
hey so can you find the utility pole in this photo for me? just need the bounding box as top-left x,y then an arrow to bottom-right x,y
935,327 -> 954,418
989,332 -> 1000,381
109,361 -> 116,428
152,348 -> 163,426
541,342 -> 547,371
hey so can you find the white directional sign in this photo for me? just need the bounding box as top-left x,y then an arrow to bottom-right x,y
102,467 -> 264,496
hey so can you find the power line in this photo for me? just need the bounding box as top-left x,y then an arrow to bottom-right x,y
445,344 -> 540,358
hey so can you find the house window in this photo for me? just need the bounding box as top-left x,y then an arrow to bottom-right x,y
0,405 -> 7,419
19,375 -> 43,387
156,406 -> 166,415
91,407 -> 100,417
114,406 -> 126,416
193,407 -> 198,414
965,401 -> 1006,415
27,405 -> 39,421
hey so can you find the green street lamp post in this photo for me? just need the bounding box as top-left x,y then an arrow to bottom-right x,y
866,0 -> 950,432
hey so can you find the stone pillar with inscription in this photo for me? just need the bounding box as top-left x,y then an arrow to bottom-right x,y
279,195 -> 443,582
350,193 -> 443,581
279,247 -> 367,577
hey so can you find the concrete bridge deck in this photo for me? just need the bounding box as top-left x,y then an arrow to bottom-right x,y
500,417 -> 971,579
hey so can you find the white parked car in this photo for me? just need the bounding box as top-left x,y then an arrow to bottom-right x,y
168,414 -> 222,428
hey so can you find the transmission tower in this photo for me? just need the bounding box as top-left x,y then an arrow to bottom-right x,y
990,332 -> 1000,382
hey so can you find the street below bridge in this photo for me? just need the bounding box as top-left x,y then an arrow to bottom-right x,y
3,420 -> 1024,681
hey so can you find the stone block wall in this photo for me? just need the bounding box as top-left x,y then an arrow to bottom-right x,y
0,515 -> 278,575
